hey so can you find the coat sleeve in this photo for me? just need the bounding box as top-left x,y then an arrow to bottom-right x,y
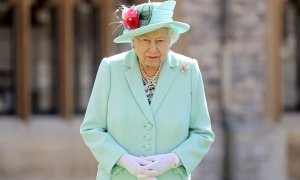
172,59 -> 215,175
80,58 -> 128,175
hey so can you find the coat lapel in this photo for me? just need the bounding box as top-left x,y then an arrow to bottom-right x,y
150,52 -> 178,114
124,50 -> 155,123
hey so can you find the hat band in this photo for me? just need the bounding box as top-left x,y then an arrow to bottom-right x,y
139,17 -> 173,28
149,17 -> 173,24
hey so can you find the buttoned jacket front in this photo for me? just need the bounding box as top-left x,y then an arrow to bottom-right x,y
80,49 -> 215,180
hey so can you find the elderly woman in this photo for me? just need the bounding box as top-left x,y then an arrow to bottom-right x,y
80,1 -> 215,180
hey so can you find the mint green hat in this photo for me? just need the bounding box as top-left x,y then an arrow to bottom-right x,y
113,1 -> 190,43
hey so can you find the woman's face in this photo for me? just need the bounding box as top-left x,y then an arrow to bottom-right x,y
133,28 -> 171,70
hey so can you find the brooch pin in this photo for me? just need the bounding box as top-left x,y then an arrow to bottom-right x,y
180,63 -> 189,73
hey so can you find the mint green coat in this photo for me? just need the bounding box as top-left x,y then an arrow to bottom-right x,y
80,49 -> 215,180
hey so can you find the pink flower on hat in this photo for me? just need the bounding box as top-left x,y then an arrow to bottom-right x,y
122,5 -> 139,30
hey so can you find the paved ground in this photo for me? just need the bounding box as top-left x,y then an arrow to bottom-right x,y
0,116 -> 96,180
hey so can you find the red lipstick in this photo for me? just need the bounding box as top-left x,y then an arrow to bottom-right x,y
147,56 -> 159,60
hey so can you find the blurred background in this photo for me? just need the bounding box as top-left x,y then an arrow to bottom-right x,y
0,0 -> 299,179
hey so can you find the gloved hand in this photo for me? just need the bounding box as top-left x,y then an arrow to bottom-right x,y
117,154 -> 157,177
140,153 -> 180,177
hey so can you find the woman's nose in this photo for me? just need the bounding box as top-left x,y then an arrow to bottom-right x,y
149,41 -> 157,52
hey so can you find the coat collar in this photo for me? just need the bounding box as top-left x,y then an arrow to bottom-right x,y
123,49 -> 178,122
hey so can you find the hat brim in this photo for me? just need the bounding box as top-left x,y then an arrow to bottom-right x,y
113,21 -> 190,43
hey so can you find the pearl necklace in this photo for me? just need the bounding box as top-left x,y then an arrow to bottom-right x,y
139,63 -> 163,104
139,63 -> 163,84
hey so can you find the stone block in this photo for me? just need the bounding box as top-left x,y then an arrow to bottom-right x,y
227,123 -> 287,180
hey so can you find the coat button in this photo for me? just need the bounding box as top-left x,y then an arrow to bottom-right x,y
144,144 -> 151,151
144,123 -> 152,130
144,134 -> 152,141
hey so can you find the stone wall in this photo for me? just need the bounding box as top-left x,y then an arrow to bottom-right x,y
228,124 -> 286,180
179,0 -> 287,179
180,0 -> 267,121
180,0 -> 223,123
222,0 -> 267,123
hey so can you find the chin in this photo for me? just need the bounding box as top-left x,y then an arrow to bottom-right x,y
145,62 -> 161,68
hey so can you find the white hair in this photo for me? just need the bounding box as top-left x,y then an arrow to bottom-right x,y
168,29 -> 180,46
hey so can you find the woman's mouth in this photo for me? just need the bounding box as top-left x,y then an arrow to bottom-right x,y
147,56 -> 159,60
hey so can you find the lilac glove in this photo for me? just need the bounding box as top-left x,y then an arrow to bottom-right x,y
141,153 -> 180,177
117,154 -> 157,177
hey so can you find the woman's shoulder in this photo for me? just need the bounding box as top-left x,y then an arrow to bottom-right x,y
102,51 -> 129,64
169,51 -> 198,65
